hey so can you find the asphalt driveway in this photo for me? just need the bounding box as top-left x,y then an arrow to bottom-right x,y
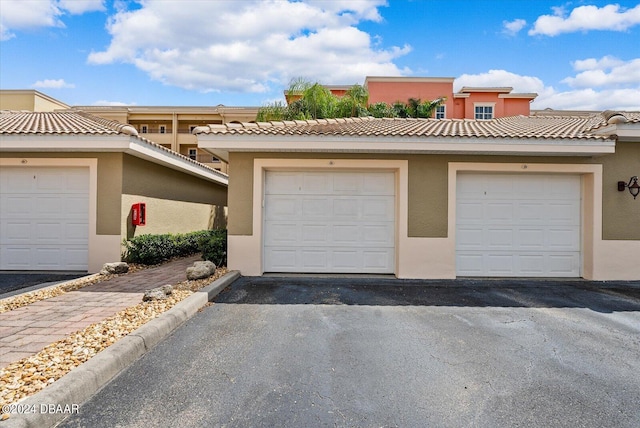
60,277 -> 640,428
0,272 -> 87,297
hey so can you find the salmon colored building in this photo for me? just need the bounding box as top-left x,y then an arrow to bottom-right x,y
286,76 -> 537,119
365,76 -> 537,119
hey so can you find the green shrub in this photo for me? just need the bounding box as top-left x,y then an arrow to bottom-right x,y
198,229 -> 227,266
122,230 -> 226,265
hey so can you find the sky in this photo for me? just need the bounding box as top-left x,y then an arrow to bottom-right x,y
1,0 -> 639,111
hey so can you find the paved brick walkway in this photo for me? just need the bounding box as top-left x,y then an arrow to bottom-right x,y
0,255 -> 201,369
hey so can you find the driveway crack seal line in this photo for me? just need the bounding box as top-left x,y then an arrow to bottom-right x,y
1,270 -> 241,428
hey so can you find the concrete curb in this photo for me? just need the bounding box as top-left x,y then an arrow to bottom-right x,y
2,270 -> 241,428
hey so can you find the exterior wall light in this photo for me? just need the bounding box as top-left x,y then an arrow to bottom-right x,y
618,176 -> 640,199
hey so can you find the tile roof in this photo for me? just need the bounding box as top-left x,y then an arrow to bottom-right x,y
0,110 -> 136,135
196,111 -> 640,140
0,110 -> 228,181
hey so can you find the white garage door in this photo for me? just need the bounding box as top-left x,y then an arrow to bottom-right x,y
456,173 -> 581,277
264,171 -> 395,273
0,167 -> 89,271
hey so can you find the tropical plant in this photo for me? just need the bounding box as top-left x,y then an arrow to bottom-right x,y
257,77 -> 446,121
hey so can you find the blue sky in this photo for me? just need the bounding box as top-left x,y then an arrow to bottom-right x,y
1,0 -> 639,110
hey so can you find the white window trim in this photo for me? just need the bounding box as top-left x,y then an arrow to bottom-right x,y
435,105 -> 446,119
159,125 -> 166,134
188,148 -> 197,160
474,103 -> 495,120
140,124 -> 149,133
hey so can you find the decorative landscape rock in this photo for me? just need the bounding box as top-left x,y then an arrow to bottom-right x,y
186,260 -> 217,280
100,262 -> 129,275
142,284 -> 173,302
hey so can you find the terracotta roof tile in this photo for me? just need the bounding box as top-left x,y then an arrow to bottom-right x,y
195,112 -> 640,140
0,110 -> 228,180
0,110 -> 135,135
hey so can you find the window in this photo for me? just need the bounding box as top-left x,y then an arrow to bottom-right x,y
435,105 -> 446,119
140,125 -> 148,133
159,125 -> 166,134
474,105 -> 494,120
188,149 -> 197,160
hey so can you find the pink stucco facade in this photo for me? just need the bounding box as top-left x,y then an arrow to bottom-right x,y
330,77 -> 537,119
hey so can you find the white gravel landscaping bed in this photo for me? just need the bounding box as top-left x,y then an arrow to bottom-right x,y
0,266 -> 226,417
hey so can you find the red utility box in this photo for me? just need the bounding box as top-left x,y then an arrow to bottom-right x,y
132,203 -> 146,226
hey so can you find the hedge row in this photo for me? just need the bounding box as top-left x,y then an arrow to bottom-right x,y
122,229 -> 227,266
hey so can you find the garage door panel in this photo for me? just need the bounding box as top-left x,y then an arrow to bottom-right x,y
2,221 -> 32,244
362,198 -> 394,219
1,167 -> 89,271
457,227 -> 483,249
333,198 -> 359,218
548,227 -> 580,250
486,203 -> 514,222
301,224 -> 330,243
4,195 -> 32,215
518,202 -> 547,223
519,229 -> 545,249
35,222 -> 63,242
301,198 -> 329,218
457,202 -> 483,222
332,224 -> 359,243
265,172 -> 302,194
264,171 -> 395,273
456,254 -> 484,275
264,222 -> 298,244
332,173 -> 361,193
487,228 -> 514,249
4,170 -> 34,191
265,249 -> 298,270
265,197 -> 298,219
2,247 -> 32,269
302,174 -> 330,193
301,250 -> 328,269
362,224 -> 394,245
363,250 -> 394,270
362,173 -> 395,194
519,255 -> 546,275
457,173 -> 581,277
547,202 -> 580,224
548,254 -> 580,275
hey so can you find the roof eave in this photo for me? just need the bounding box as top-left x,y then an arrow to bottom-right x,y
0,134 -> 228,186
196,134 -> 615,157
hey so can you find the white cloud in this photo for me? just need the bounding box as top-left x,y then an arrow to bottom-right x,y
58,0 -> 105,15
453,67 -> 640,111
562,56 -> 640,88
529,3 -> 640,36
0,0 -> 104,41
535,87 -> 640,111
502,18 -> 527,36
32,78 -> 75,89
87,0 -> 410,93
0,0 -> 63,41
455,70 -> 546,93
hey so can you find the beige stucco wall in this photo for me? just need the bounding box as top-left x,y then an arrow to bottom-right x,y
228,149 -> 639,240
600,142 -> 640,240
122,154 -> 226,205
121,154 -> 227,239
0,91 -> 69,111
121,194 -> 226,239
